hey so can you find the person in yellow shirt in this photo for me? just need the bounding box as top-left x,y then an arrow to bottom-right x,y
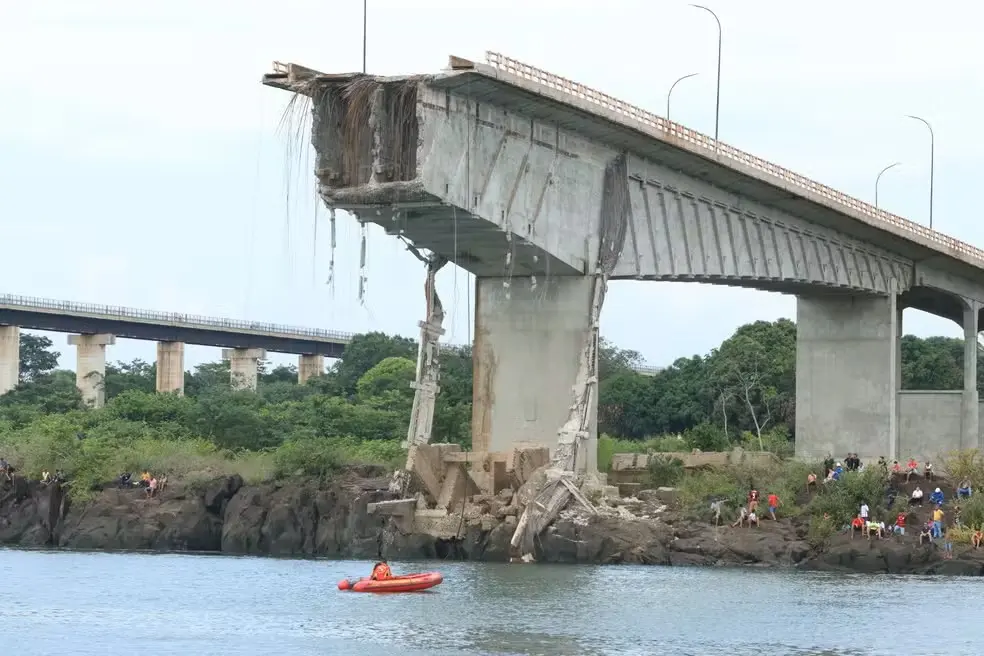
932,506 -> 944,538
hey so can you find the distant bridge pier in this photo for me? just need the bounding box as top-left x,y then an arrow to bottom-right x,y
297,354 -> 324,384
0,325 -> 19,395
223,348 -> 265,391
156,341 -> 185,396
472,276 -> 598,474
68,333 -> 115,408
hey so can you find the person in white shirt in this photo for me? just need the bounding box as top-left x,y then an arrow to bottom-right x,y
860,503 -> 870,523
911,487 -> 924,505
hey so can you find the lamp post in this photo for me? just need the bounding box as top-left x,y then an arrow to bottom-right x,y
905,115 -> 934,229
362,0 -> 368,73
690,4 -> 722,141
875,162 -> 901,209
667,73 -> 699,122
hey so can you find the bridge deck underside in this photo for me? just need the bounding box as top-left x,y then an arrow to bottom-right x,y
324,193 -> 580,278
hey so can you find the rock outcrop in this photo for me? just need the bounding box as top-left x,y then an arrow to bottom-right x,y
1,473 -> 982,576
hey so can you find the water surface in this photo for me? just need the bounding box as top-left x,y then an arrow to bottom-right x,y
0,549 -> 977,655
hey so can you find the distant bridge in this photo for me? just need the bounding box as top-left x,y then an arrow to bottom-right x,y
0,293 -> 664,402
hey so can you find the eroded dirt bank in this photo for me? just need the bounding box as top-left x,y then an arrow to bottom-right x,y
1,474 -> 981,576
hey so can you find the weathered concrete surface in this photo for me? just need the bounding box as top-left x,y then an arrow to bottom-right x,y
0,325 -> 19,395
297,354 -> 324,384
795,295 -> 900,460
472,276 -> 597,472
222,348 -> 266,391
155,341 -> 185,395
68,333 -> 115,408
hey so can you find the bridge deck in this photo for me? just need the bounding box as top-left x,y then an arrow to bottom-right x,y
0,294 -> 351,357
0,293 -> 664,374
265,53 -> 984,284
434,53 -> 984,281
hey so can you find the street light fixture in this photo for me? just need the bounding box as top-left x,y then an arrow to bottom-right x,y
875,162 -> 901,209
905,115 -> 935,229
667,73 -> 699,122
690,4 -> 722,141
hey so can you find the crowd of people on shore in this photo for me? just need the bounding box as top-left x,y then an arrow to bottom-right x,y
719,451 -> 984,557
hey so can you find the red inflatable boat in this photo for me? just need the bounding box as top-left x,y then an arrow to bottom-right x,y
337,571 -> 443,593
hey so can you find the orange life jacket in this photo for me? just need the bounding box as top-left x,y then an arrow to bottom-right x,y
371,563 -> 392,580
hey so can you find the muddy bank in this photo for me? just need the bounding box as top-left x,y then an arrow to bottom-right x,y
0,474 -> 981,576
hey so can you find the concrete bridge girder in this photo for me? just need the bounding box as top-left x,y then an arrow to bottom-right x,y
274,61 -> 984,471
616,158 -> 913,295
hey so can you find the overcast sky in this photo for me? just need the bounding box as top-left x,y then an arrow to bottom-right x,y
2,1 -> 981,373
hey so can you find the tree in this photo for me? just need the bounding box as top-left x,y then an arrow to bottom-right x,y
331,332 -> 416,397
709,320 -> 795,449
19,333 -> 59,382
105,359 -> 156,399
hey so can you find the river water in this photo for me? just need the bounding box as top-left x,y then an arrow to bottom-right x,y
0,549 -> 977,655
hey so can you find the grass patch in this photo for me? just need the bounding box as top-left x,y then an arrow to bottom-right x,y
0,417 -> 405,501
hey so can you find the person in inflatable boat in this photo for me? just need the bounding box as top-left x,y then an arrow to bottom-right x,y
370,561 -> 393,580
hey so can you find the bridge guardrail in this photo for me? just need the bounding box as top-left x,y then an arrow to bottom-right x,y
484,52 -> 984,267
0,293 -> 354,343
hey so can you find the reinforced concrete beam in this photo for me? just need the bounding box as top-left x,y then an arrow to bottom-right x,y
222,348 -> 266,391
297,354 -> 324,384
68,333 -> 115,408
0,325 -> 19,395
156,341 -> 185,396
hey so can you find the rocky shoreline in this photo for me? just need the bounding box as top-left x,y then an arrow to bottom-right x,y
1,473 -> 982,576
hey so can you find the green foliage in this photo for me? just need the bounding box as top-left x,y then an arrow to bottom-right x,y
807,515 -> 836,549
2,321 -> 980,506
646,454 -> 684,487
808,468 -> 889,525
19,333 -> 60,382
959,495 -> 984,530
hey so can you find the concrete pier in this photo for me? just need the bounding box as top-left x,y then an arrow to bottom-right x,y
472,276 -> 598,473
297,354 -> 325,384
961,303 -> 980,450
0,325 -> 19,395
795,295 -> 901,461
156,341 -> 185,395
68,333 -> 115,408
222,348 -> 266,391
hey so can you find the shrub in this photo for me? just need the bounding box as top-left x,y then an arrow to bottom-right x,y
807,515 -> 836,550
647,454 -> 684,487
809,468 -> 889,525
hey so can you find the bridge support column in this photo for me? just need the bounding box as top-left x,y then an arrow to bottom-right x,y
0,325 -> 19,395
795,294 -> 900,461
472,276 -> 597,474
68,333 -> 115,408
156,341 -> 185,396
297,354 -> 324,384
962,302 -> 979,450
222,348 -> 265,391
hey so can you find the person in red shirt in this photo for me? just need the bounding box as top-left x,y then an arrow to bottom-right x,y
767,493 -> 780,520
906,458 -> 919,482
894,512 -> 906,536
850,516 -> 864,539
